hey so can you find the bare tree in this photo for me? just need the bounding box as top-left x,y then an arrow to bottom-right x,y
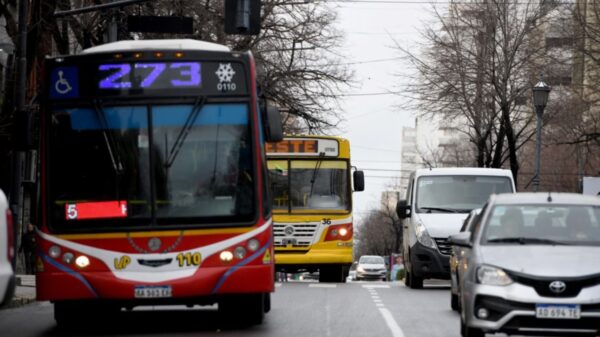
354,199 -> 402,259
396,0 -> 558,186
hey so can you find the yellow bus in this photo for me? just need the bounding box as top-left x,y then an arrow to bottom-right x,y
266,136 -> 364,282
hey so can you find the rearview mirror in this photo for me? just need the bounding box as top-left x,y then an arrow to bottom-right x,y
353,171 -> 365,192
448,232 -> 472,248
263,106 -> 283,142
396,200 -> 410,219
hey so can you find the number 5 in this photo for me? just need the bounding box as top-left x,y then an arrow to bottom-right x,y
66,204 -> 78,220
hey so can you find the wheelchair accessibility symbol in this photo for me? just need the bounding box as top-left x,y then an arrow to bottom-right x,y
55,71 -> 72,94
49,67 -> 79,99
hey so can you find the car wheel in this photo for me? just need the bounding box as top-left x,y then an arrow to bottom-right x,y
451,293 -> 459,311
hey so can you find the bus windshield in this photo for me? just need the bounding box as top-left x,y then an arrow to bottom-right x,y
48,103 -> 254,230
416,175 -> 513,213
268,160 -> 349,212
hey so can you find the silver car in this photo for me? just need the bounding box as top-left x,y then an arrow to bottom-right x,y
450,193 -> 600,337
450,208 -> 481,311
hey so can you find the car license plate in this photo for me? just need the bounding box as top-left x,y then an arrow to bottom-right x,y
535,304 -> 580,319
134,286 -> 172,298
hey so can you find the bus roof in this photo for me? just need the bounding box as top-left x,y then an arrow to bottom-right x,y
81,39 -> 230,55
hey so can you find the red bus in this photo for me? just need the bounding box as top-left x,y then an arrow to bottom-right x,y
37,39 -> 282,326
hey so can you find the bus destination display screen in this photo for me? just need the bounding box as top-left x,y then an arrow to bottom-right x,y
48,60 -> 247,99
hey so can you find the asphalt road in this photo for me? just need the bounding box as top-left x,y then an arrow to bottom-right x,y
0,280 -> 462,337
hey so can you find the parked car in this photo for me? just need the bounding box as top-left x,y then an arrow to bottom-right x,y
450,208 -> 481,311
0,189 -> 16,308
355,255 -> 386,281
450,193 -> 600,337
397,168 -> 515,289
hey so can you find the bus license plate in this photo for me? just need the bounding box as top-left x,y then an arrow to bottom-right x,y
535,304 -> 580,319
134,286 -> 172,298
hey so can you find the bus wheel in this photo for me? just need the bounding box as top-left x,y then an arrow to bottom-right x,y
55,301 -> 119,328
319,266 -> 346,283
219,294 -> 265,326
264,293 -> 271,313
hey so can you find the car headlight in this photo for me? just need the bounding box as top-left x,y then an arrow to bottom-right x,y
357,266 -> 365,272
477,265 -> 513,286
415,221 -> 437,249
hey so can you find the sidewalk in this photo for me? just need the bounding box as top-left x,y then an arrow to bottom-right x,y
7,274 -> 37,309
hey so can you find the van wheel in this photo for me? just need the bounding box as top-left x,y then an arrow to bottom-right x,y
451,293 -> 459,311
408,267 -> 423,289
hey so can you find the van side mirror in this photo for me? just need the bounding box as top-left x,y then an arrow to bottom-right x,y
353,171 -> 365,192
263,106 -> 283,142
396,200 -> 411,219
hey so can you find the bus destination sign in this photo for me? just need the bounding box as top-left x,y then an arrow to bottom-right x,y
266,138 -> 339,157
48,60 -> 247,100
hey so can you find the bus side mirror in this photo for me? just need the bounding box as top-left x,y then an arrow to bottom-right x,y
264,106 -> 283,142
396,200 -> 411,219
353,171 -> 365,192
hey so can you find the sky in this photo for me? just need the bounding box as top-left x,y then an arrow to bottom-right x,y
331,1 -> 431,221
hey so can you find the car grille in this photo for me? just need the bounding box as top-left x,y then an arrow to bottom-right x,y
506,271 -> 600,298
433,237 -> 452,255
274,223 -> 318,248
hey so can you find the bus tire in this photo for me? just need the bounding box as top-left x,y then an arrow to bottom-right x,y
219,294 -> 265,326
319,266 -> 345,283
264,293 -> 271,313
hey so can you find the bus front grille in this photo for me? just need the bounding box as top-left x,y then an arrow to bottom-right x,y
274,223 -> 319,248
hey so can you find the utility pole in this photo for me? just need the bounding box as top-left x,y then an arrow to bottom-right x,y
9,0 -> 30,273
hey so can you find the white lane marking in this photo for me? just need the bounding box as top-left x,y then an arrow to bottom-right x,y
362,284 -> 390,289
373,299 -> 382,303
378,307 -> 406,337
309,284 -> 337,288
376,303 -> 384,307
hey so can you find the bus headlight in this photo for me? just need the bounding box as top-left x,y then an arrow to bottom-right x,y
220,251 -> 233,262
49,245 -> 61,259
75,255 -> 90,269
339,228 -> 348,237
62,252 -> 75,264
247,239 -> 260,252
234,246 -> 246,259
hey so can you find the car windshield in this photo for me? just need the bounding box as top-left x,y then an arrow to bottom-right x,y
360,256 -> 384,264
48,103 -> 254,230
267,160 -> 349,212
416,175 -> 513,213
482,204 -> 600,246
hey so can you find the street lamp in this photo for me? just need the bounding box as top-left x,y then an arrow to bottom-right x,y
532,77 -> 551,192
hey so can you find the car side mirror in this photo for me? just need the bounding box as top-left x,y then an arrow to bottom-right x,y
396,200 -> 411,219
449,232 -> 472,248
353,171 -> 365,192
263,105 -> 283,142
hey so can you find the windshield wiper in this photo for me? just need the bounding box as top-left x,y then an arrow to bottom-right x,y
487,237 -> 570,245
92,100 -> 124,175
165,96 -> 207,168
419,207 -> 461,213
309,152 -> 326,197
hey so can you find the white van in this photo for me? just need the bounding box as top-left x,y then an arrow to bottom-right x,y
396,168 -> 515,289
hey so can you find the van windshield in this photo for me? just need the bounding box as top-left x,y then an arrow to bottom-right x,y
416,175 -> 513,213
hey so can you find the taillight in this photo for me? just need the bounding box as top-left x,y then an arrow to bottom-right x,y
324,223 -> 353,242
6,209 -> 14,264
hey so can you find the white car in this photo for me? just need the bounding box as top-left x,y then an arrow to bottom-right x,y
355,255 -> 387,281
0,189 -> 15,307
